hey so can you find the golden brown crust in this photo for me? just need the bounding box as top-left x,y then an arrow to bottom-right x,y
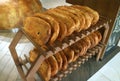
80,6 -> 99,25
0,2 -> 19,29
56,6 -> 85,32
95,31 -> 102,42
80,39 -> 88,55
76,40 -> 87,56
0,0 -> 42,29
29,48 -> 51,81
47,56 -> 58,77
92,33 -> 99,47
63,47 -> 74,63
38,60 -> 51,81
82,37 -> 91,49
72,5 -> 99,25
53,8 -> 80,32
34,13 -> 60,44
45,12 -> 67,41
60,51 -> 68,70
88,33 -> 96,48
70,6 -> 92,30
18,0 -> 42,21
54,53 -> 63,71
70,45 -> 80,62
24,16 -> 51,46
46,9 -> 76,36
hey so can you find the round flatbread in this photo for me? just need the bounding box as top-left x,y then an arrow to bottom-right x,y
24,16 -> 51,46
29,48 -> 51,81
56,6 -> 85,32
63,47 -> 74,63
45,12 -> 67,41
46,9 -> 76,36
34,13 -> 60,44
70,6 -> 92,30
54,8 -> 80,32
95,31 -> 102,42
88,33 -> 96,48
73,5 -> 99,25
70,45 -> 80,62
60,51 -> 68,70
47,56 -> 58,77
76,40 -> 87,56
54,52 -> 63,71
82,36 -> 91,49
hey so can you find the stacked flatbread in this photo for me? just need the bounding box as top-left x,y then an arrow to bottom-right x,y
0,0 -> 42,29
24,5 -> 99,46
29,31 -> 102,81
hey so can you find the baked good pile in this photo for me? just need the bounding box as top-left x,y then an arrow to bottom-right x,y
0,0 -> 42,29
29,31 -> 102,81
24,5 -> 99,46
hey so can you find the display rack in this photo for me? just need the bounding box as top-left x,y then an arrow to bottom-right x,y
9,16 -> 110,81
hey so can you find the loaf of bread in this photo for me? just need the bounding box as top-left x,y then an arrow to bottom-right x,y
29,48 -> 51,81
24,5 -> 99,45
0,0 -> 42,29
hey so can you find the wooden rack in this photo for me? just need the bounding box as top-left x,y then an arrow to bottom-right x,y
9,17 -> 110,81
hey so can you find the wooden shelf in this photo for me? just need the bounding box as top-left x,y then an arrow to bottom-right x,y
9,17 -> 110,81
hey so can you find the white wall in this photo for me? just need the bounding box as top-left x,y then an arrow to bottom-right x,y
40,0 -> 71,9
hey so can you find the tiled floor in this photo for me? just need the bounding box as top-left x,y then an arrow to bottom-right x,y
88,52 -> 120,81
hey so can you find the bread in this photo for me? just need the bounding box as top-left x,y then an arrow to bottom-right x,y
46,9 -> 76,36
56,6 -> 85,32
24,17 -> 51,46
34,13 -> 60,44
29,48 -> 51,81
53,8 -> 80,32
70,6 -> 92,30
77,40 -> 88,56
95,31 -> 102,41
0,0 -> 42,29
60,51 -> 68,70
54,53 -> 63,71
72,5 -> 99,25
88,34 -> 96,48
91,33 -> 99,47
63,47 -> 74,63
44,12 -> 68,41
70,45 -> 80,62
82,37 -> 91,49
47,56 -> 59,77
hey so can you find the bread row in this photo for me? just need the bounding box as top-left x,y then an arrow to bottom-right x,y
24,5 -> 99,46
29,31 -> 102,81
0,0 -> 42,29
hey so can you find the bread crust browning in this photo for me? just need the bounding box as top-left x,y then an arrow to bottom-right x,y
60,51 -> 68,70
29,48 -> 51,81
70,45 -> 80,62
45,12 -> 67,41
53,8 -> 80,32
46,9 -> 76,36
24,16 -> 51,46
95,31 -> 102,42
54,53 -> 63,71
34,13 -> 60,44
70,6 -> 92,30
56,6 -> 85,32
63,47 -> 74,63
47,56 -> 58,77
